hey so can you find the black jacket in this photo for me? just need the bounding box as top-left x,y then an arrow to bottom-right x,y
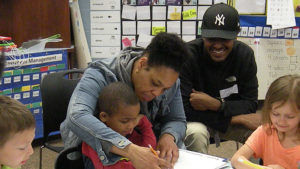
180,39 -> 258,132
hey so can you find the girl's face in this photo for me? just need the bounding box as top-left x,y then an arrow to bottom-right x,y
0,128 -> 35,168
270,101 -> 300,136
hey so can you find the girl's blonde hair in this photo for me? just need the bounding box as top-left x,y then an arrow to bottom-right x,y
261,74 -> 300,138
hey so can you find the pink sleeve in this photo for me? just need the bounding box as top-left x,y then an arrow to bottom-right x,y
128,116 -> 157,148
245,125 -> 265,159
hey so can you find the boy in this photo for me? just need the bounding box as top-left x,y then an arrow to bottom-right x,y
0,96 -> 36,169
82,82 -> 156,169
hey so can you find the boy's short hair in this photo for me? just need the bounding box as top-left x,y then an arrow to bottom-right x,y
98,82 -> 139,116
144,32 -> 190,73
0,96 -> 35,147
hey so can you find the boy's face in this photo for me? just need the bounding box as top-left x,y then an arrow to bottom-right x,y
0,128 -> 35,168
100,103 -> 140,136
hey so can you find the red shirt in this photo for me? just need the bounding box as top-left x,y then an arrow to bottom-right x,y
82,116 -> 156,169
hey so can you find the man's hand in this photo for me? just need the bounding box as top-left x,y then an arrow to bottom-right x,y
231,113 -> 261,130
189,89 -> 221,111
156,133 -> 179,168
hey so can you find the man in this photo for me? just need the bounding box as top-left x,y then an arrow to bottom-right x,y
180,3 -> 261,154
60,32 -> 189,169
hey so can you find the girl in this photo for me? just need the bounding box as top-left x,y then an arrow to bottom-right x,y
231,74 -> 300,169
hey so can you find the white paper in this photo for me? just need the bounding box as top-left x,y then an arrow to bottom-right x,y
137,21 -> 151,35
152,6 -> 167,20
267,0 -> 296,29
277,29 -> 285,36
270,29 -> 278,38
240,27 -> 248,37
255,26 -> 263,36
284,28 -> 292,38
197,6 -> 209,20
90,0 -> 120,10
167,21 -> 181,34
91,46 -> 120,58
91,35 -> 121,46
198,0 -> 212,5
168,6 -> 182,20
91,23 -> 120,35
174,149 -> 228,169
122,5 -> 136,20
182,35 -> 196,42
248,27 -> 255,37
214,0 -> 227,4
137,34 -> 154,48
235,0 -> 265,14
237,38 -> 300,99
182,21 -> 196,35
91,11 -> 120,23
292,28 -> 299,38
122,21 -> 136,35
263,27 -> 271,37
137,6 -> 151,20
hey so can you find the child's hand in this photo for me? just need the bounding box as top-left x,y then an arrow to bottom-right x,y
265,164 -> 285,169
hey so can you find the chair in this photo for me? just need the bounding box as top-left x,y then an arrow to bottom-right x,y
39,69 -> 85,169
54,145 -> 84,169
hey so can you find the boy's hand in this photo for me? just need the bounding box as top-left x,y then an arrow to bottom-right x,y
127,144 -> 171,169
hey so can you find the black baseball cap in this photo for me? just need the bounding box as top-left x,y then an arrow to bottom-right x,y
201,3 -> 240,40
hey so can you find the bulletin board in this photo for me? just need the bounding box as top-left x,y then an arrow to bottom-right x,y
0,49 -> 68,139
75,0 -> 300,99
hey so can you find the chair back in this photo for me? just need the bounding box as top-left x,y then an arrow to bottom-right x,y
40,69 -> 84,142
54,145 -> 84,169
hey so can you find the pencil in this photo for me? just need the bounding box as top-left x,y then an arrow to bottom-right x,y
148,144 -> 159,157
238,157 -> 264,169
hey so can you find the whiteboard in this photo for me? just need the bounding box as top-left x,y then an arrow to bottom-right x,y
238,38 -> 300,99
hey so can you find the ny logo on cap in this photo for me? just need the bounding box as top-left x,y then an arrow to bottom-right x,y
215,14 -> 225,26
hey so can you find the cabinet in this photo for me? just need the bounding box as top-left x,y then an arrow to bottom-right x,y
0,0 -> 71,48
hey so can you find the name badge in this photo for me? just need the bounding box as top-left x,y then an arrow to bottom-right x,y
219,84 -> 238,99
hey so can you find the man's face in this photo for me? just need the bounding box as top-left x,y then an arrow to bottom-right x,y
203,38 -> 234,62
132,57 -> 179,102
100,103 -> 140,136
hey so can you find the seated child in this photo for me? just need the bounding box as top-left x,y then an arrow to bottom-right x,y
82,82 -> 156,169
0,96 -> 36,169
231,75 -> 300,169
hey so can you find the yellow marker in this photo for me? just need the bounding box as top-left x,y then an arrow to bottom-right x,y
238,157 -> 264,169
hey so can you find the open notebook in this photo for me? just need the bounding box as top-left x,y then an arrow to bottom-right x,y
174,149 -> 230,169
